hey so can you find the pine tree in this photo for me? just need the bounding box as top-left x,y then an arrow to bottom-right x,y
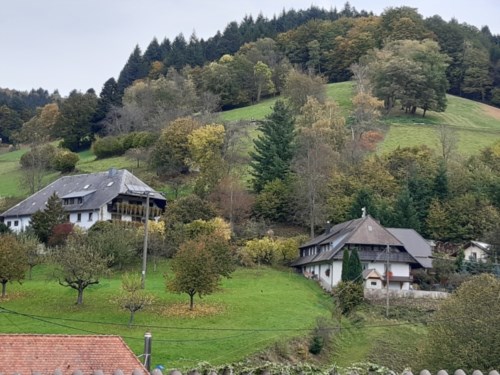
434,160 -> 449,201
392,186 -> 421,231
250,100 -> 295,193
347,248 -> 363,283
341,249 -> 350,282
117,45 -> 147,95
143,38 -> 162,65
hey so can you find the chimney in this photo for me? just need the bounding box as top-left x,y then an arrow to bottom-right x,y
325,221 -> 332,234
361,207 -> 366,218
143,332 -> 152,372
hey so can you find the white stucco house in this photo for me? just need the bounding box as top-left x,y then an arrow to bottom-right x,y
462,241 -> 491,262
0,169 -> 166,232
291,215 -> 433,291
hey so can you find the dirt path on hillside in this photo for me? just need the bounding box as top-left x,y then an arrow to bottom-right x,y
482,103 -> 500,120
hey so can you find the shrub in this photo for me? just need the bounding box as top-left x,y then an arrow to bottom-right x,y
239,236 -> 303,267
122,131 -> 156,149
308,335 -> 323,355
92,136 -> 125,159
52,149 -> 79,172
333,281 -> 364,315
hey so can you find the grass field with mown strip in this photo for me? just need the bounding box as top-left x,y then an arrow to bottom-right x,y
0,262 -> 331,370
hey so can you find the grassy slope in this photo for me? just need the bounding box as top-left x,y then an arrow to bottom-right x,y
0,263 -> 331,370
221,81 -> 500,157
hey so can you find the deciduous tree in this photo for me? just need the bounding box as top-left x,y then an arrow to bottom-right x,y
0,234 -> 28,297
117,273 -> 155,327
188,124 -> 226,196
422,274 -> 500,371
293,97 -> 345,237
167,232 -> 233,310
52,236 -> 110,305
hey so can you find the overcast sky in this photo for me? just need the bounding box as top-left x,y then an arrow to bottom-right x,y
1,0 -> 498,96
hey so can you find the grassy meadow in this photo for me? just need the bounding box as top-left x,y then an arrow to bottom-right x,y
0,263 -> 332,370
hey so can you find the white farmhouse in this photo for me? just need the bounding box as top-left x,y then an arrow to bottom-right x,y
291,215 -> 432,291
0,169 -> 166,232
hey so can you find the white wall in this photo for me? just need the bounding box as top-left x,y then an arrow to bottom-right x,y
69,210 -> 99,230
365,279 -> 382,289
464,245 -> 488,262
3,216 -> 31,233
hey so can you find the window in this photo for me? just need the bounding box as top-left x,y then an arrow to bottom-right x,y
325,268 -> 330,277
77,213 -> 81,222
471,252 -> 477,260
88,212 -> 93,221
371,281 -> 377,286
77,197 -> 83,204
6,221 -> 11,227
14,220 -> 19,227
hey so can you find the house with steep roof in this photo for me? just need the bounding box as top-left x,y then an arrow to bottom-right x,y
291,215 -> 432,291
0,334 -> 147,375
462,240 -> 491,262
0,169 -> 166,232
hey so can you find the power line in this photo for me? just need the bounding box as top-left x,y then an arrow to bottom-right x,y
0,305 -> 459,336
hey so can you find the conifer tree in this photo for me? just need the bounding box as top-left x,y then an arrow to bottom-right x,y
341,249 -> 350,282
117,45 -> 147,95
392,186 -> 421,231
347,248 -> 363,283
250,100 -> 295,193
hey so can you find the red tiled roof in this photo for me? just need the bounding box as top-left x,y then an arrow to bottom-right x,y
0,334 -> 147,375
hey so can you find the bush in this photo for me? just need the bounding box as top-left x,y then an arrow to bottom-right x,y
122,131 -> 156,149
308,335 -> 323,355
239,236 -> 303,267
52,149 -> 79,172
333,281 -> 364,315
92,136 -> 125,159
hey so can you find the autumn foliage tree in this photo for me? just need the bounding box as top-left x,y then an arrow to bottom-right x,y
0,234 -> 28,297
167,219 -> 234,310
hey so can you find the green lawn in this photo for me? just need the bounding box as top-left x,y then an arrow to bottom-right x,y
0,263 -> 331,370
379,94 -> 500,155
219,81 -> 355,122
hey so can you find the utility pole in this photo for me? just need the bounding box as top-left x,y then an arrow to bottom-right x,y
141,192 -> 151,289
385,244 -> 390,318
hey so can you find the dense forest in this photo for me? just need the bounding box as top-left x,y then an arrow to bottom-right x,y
1,3 -> 500,252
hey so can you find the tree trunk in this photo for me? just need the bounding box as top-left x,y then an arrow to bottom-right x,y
76,288 -> 84,305
29,266 -> 33,280
189,292 -> 195,310
1,281 -> 6,298
128,311 -> 135,327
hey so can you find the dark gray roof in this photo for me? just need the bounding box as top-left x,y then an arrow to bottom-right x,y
293,215 -> 431,269
387,228 -> 433,268
1,169 -> 165,218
